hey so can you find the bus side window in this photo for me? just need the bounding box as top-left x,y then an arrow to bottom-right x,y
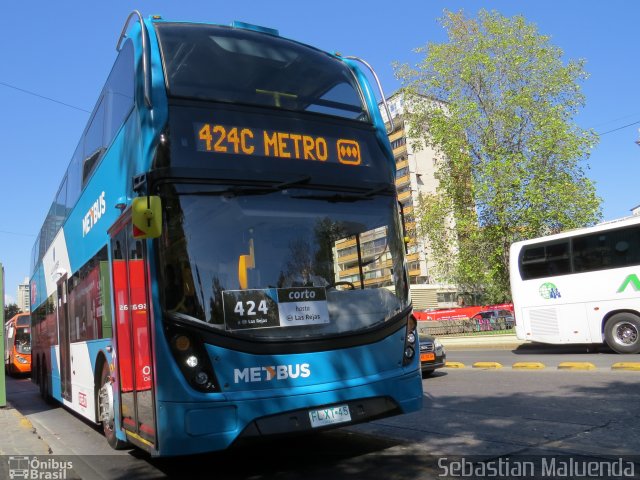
82,98 -> 106,186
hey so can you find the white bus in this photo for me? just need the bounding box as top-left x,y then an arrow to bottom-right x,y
509,216 -> 640,353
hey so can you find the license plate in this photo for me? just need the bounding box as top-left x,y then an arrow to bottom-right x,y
309,405 -> 351,428
421,352 -> 435,362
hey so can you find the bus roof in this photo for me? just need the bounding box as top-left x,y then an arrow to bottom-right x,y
511,215 -> 640,249
8,312 -> 30,326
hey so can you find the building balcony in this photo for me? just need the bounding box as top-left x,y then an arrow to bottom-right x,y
392,144 -> 407,157
397,190 -> 412,202
388,130 -> 405,143
395,174 -> 411,186
406,252 -> 420,263
408,268 -> 422,277
395,159 -> 409,170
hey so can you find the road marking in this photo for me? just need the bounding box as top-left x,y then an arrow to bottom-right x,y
611,362 -> 640,371
557,362 -> 596,370
445,361 -> 466,368
512,362 -> 546,369
472,362 -> 503,369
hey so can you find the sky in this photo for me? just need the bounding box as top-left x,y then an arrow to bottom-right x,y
1,1 -> 639,303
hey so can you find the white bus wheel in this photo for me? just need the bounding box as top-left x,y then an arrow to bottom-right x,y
604,313 -> 640,354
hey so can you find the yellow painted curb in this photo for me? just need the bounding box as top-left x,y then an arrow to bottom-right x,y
512,362 -> 546,370
445,361 -> 466,368
472,362 -> 503,369
611,362 -> 640,371
557,362 -> 596,370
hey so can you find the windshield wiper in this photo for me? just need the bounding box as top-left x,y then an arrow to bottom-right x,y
290,184 -> 394,203
180,175 -> 311,197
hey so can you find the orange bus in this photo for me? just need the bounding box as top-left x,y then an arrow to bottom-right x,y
4,312 -> 31,375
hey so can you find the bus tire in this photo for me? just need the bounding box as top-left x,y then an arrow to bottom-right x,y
39,362 -> 53,404
99,362 -> 129,450
604,313 -> 640,354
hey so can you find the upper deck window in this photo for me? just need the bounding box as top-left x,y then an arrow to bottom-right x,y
155,23 -> 369,122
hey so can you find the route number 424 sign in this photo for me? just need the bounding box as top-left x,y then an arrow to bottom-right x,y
222,287 -> 330,331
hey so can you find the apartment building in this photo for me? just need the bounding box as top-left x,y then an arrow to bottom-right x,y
332,92 -> 458,309
17,277 -> 30,313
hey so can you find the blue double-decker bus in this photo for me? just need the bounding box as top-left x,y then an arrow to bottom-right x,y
30,11 -> 422,456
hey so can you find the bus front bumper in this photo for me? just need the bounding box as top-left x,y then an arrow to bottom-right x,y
154,370 -> 422,456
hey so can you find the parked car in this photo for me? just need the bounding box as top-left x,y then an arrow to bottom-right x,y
471,309 -> 515,330
418,334 -> 446,377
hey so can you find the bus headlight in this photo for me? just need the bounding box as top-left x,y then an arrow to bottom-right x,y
186,355 -> 199,368
402,314 -> 418,366
194,372 -> 209,385
166,327 -> 219,393
16,356 -> 28,364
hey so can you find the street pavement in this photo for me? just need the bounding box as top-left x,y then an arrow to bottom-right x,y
0,335 -> 521,457
2,333 -> 638,480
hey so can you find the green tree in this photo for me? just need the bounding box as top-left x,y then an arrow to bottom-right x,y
4,303 -> 21,322
396,9 -> 601,302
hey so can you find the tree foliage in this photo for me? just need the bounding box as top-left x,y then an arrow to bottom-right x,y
395,9 -> 602,302
4,303 -> 21,322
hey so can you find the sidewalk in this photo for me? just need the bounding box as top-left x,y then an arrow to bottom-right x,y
437,333 -> 526,350
0,401 -> 51,455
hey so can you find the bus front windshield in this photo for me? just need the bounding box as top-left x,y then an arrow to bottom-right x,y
15,327 -> 31,354
157,183 -> 409,340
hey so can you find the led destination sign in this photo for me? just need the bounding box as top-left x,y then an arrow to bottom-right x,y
196,123 -> 362,166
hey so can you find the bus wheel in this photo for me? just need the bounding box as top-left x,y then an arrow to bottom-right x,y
39,363 -> 53,404
604,313 -> 640,354
98,362 -> 128,450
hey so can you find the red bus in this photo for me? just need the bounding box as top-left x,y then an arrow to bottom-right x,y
4,312 -> 31,375
415,303 -> 514,321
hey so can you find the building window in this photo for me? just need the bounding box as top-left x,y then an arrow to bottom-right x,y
390,137 -> 406,149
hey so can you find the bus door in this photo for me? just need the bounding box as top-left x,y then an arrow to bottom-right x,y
57,275 -> 72,401
110,219 -> 157,448
5,321 -> 14,366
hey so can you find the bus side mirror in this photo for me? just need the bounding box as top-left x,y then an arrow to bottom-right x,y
132,196 -> 162,239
